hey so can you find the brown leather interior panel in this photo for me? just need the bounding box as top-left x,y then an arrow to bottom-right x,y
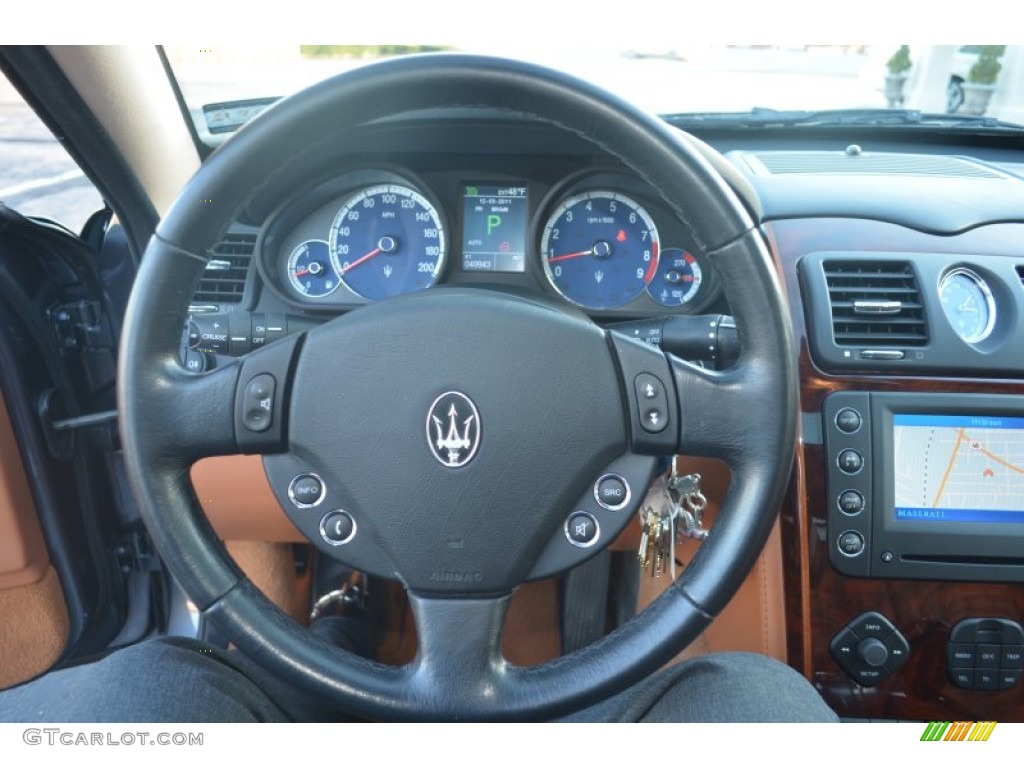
0,566 -> 68,689
635,457 -> 788,665
192,456 -> 303,542
0,392 -> 49,589
225,541 -> 309,624
501,580 -> 562,666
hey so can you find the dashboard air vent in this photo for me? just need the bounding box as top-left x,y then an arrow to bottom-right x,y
752,152 -> 1002,178
1017,265 -> 1024,289
192,232 -> 256,305
823,261 -> 928,347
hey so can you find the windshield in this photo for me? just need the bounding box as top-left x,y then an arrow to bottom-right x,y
165,45 -> 1023,136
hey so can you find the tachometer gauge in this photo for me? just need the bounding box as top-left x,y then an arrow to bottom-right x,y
286,240 -> 339,298
540,191 -> 659,310
329,184 -> 445,300
938,268 -> 996,344
647,248 -> 702,307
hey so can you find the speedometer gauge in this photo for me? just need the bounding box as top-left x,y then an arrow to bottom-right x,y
938,267 -> 996,344
540,191 -> 659,310
329,184 -> 445,300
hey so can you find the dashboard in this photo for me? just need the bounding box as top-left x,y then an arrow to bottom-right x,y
256,161 -> 721,318
188,113 -> 1024,722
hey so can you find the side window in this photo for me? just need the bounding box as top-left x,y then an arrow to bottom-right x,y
0,68 -> 104,233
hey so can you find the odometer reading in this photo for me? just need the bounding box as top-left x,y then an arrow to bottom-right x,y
540,191 -> 659,310
329,184 -> 445,300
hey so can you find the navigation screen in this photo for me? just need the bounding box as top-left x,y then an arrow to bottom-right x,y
893,414 -> 1024,523
461,184 -> 528,273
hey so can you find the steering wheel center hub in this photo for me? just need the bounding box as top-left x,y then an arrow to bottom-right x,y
265,288 -> 628,593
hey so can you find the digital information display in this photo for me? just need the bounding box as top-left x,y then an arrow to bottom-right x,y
461,184 -> 528,273
893,414 -> 1024,523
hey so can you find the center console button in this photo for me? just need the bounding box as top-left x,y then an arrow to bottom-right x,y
1001,645 -> 1023,670
837,449 -> 864,475
999,670 -> 1021,690
977,644 -> 1001,669
838,490 -> 865,515
835,408 -> 862,433
949,668 -> 973,689
857,637 -> 889,667
947,643 -> 975,667
837,530 -> 865,557
975,669 -> 999,691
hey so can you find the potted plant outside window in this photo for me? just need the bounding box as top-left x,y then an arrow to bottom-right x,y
885,46 -> 912,107
962,45 -> 1005,115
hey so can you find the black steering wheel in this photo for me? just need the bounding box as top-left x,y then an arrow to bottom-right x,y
118,55 -> 797,721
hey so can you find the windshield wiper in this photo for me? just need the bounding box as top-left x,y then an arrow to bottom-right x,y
663,107 -> 1024,131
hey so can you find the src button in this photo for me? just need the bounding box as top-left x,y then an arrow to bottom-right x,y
595,474 -> 630,511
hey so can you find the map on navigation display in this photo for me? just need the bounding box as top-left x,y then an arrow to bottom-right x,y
893,414 -> 1024,523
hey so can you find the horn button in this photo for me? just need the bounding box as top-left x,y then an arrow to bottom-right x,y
262,289 -> 661,595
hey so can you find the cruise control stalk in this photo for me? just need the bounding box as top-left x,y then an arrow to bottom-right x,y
608,314 -> 739,370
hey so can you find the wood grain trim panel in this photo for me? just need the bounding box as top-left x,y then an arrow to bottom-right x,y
191,456 -> 303,542
0,390 -> 49,589
769,217 -> 1024,720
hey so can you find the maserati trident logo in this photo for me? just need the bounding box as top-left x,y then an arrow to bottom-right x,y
426,391 -> 481,468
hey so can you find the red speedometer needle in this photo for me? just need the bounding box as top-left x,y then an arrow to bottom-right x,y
547,249 -> 592,263
339,247 -> 382,275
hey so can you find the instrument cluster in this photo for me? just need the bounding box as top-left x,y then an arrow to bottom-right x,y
256,165 -> 722,317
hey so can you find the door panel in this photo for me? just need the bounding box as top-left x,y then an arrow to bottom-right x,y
0,390 -> 69,688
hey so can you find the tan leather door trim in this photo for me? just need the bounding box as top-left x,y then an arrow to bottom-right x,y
636,458 -> 787,663
0,390 -> 49,589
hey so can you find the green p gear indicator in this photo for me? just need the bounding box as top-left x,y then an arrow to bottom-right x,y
461,183 -> 528,273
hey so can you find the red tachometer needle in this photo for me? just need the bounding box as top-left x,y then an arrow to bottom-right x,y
339,247 -> 382,275
547,249 -> 592,263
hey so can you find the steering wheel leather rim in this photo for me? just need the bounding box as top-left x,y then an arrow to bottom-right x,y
118,54 -> 797,721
